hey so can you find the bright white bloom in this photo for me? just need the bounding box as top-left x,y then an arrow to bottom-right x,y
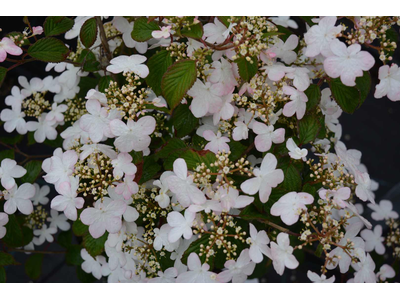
85,89 -> 108,105
203,18 -> 227,44
282,86 -> 308,120
271,192 -> 314,225
79,143 -> 117,161
81,249 -> 110,280
0,158 -> 26,190
4,183 -> 34,215
153,173 -> 172,208
47,210 -> 71,231
0,213 -> 9,239
376,264 -> 395,281
176,253 -> 216,283
187,80 -> 222,118
5,86 -> 24,111
165,158 -> 206,207
241,153 -> 284,203
286,67 -> 311,91
46,103 -> 68,123
51,176 -> 84,221
286,138 -> 308,161
0,105 -> 27,135
304,16 -> 342,57
113,17 -> 147,53
324,39 -> 375,86
217,185 -> 254,211
217,249 -> 256,283
33,224 -> 57,245
262,63 -> 294,82
148,267 -> 178,283
152,26 -> 171,39
270,232 -> 299,275
106,55 -> 149,77
360,225 -> 385,255
27,113 -> 58,143
80,198 -> 127,238
153,224 -> 180,252
247,224 -> 271,263
111,153 -> 137,179
60,121 -> 90,149
352,252 -> 376,283
43,148 -> 78,188
367,199 -> 399,221
110,116 -> 156,152
203,130 -> 230,154
374,64 -> 400,101
355,171 -> 375,203
167,210 -> 196,243
307,271 -> 335,283
252,121 -> 285,152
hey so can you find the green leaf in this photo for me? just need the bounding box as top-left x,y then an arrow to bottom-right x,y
28,37 -> 70,62
139,155 -> 161,184
300,17 -> 315,27
161,59 -> 197,110
0,252 -> 19,266
304,84 -> 321,112
0,66 -> 7,88
278,157 -> 302,192
80,17 -> 98,49
329,78 -> 361,114
76,266 -> 96,283
355,71 -> 371,103
236,56 -> 258,82
44,16 -> 74,37
298,114 -> 322,144
20,160 -> 42,183
262,31 -> 285,39
77,76 -> 98,98
98,75 -> 112,93
77,49 -> 100,72
2,215 -> 24,247
302,183 -> 316,197
146,50 -> 173,95
0,149 -> 14,161
0,267 -> 5,283
0,134 -> 23,145
83,232 -> 108,257
217,16 -> 231,28
315,243 -> 324,258
181,23 -> 204,40
131,17 -> 160,42
172,104 -> 198,138
72,218 -> 89,236
228,141 -> 247,162
25,254 -> 43,280
58,230 -> 73,248
182,235 -> 210,264
154,138 -> 187,160
66,245 -> 84,266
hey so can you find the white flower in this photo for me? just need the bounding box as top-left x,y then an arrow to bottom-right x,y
153,173 -> 172,209
0,158 -> 26,190
320,88 -> 339,116
60,121 -> 90,149
152,26 -> 171,39
5,86 -> 24,111
187,38 -> 203,57
270,16 -> 298,29
148,267 -> 178,283
360,225 -> 385,255
208,58 -> 237,95
286,67 -> 311,92
212,93 -> 235,125
46,103 -> 68,123
252,121 -> 285,152
106,55 -> 149,78
27,113 -> 58,143
33,224 -> 57,246
0,37 -> 23,62
110,116 -> 156,152
47,210 -> 71,231
367,199 -> 399,221
115,175 -> 139,201
176,253 -> 216,283
113,17 -> 147,53
165,158 -> 206,207
43,148 -> 78,189
217,249 -> 256,283
187,80 -> 222,118
319,187 -> 351,208
167,210 -> 195,243
247,224 -> 271,263
81,249 -> 110,280
0,105 -> 27,135
80,198 -> 127,238
286,138 -> 308,161
216,185 -> 254,212
4,183 -> 35,215
376,264 -> 395,281
282,86 -> 308,120
374,64 -> 400,101
232,108 -> 256,141
262,63 -> 294,82
203,130 -> 230,154
79,143 -> 117,161
32,183 -> 50,205
111,153 -> 137,179
271,192 -> 314,225
270,232 -> 299,275
304,16 -> 342,57
323,39 -> 375,87
0,213 -> 9,239
153,224 -> 180,252
203,18 -> 227,44
51,176 -> 84,221
355,171 -> 375,203
307,271 -> 335,283
240,153 -> 284,203
352,252 -> 376,283
271,35 -> 298,64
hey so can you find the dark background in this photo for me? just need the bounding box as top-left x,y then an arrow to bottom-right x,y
0,16 -> 399,283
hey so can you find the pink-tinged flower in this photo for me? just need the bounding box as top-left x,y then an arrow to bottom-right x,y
270,233 -> 299,275
208,58 -> 237,95
304,16 -> 342,57
167,210 -> 196,243
361,225 -> 385,255
323,39 -> 375,86
148,267 -> 178,283
217,249 -> 256,283
367,199 -> 399,221
286,67 -> 311,92
43,148 -> 78,189
33,224 -> 57,246
374,64 -> 400,101
286,138 -> 308,161
241,153 -> 284,203
113,17 -> 148,53
0,37 -> 23,62
153,224 -> 180,252
203,18 -> 228,44
3,183 -> 34,215
107,187 -> 139,223
253,121 -> 285,152
0,213 -> 9,239
376,264 -> 395,281
27,113 -> 58,143
212,93 -> 235,125
319,187 -> 351,208
164,158 -> 206,207
115,174 -> 139,200
232,108 -> 256,141
354,171 -> 375,203
216,185 -> 254,212
106,55 -> 149,78
282,86 -> 308,120
270,35 -> 298,64
247,224 -> 271,263
85,89 -> 108,105
81,198 -> 127,238
187,79 -> 222,118
203,130 -> 230,154
51,176 -> 84,221
176,253 -> 217,283
352,252 -> 376,283
271,192 -> 314,225
307,271 -> 335,283
0,158 -> 26,190
32,26 -> 43,35
152,26 -> 172,39
110,116 -> 156,153
0,105 -> 27,135
111,153 -> 137,179
262,63 -> 294,82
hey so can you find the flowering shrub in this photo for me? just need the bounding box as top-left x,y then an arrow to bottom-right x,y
0,16 -> 400,283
